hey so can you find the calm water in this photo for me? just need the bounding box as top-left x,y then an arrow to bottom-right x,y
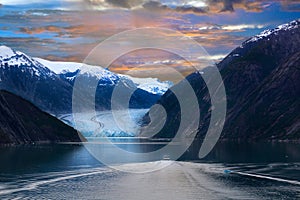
0,140 -> 300,199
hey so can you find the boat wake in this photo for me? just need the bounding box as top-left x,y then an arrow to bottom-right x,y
0,167 -> 113,196
1,161 -> 300,199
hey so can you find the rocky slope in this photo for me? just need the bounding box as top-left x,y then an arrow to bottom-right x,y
0,90 -> 84,145
140,19 -> 300,140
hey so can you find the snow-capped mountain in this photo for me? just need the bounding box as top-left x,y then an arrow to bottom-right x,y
0,46 -> 73,114
0,46 -> 55,78
218,19 -> 300,71
243,19 -> 299,45
34,57 -> 172,95
123,76 -> 172,95
0,45 -> 172,115
33,58 -> 83,74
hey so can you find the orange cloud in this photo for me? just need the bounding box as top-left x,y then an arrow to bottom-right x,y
19,26 -> 62,34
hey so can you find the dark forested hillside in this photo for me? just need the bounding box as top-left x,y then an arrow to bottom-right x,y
0,90 -> 84,144
141,20 -> 300,140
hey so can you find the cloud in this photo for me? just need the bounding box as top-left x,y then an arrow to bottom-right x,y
2,0 -> 299,14
80,0 -> 270,14
19,26 -> 62,35
1,0 -> 49,5
205,0 -> 266,12
83,0 -> 147,9
280,0 -> 300,11
174,6 -> 208,14
221,24 -> 265,31
142,1 -> 208,14
142,1 -> 169,11
108,0 -> 145,8
197,54 -> 227,61
210,0 -> 234,12
9,9 -> 256,65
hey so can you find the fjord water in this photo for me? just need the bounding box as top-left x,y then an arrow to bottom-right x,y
0,141 -> 300,199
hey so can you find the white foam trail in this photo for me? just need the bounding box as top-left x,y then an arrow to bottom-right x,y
10,197 -> 22,200
0,168 -> 113,196
234,171 -> 300,186
0,161 -> 173,196
113,160 -> 174,173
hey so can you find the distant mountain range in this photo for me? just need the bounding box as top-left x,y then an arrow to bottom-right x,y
141,19 -> 300,140
0,90 -> 83,145
0,46 -> 172,115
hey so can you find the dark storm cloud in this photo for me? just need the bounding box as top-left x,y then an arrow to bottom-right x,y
105,0 -> 134,8
142,1 -> 168,10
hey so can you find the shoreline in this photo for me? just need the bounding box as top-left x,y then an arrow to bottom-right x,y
1,138 -> 300,147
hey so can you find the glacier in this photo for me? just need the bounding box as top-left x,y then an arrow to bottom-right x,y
0,45 -> 173,137
58,109 -> 149,137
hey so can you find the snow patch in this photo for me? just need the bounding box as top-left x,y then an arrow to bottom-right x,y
34,58 -> 83,74
122,75 -> 173,95
36,58 -> 172,94
80,65 -> 119,84
244,19 -> 299,45
0,46 -> 53,77
0,46 -> 15,58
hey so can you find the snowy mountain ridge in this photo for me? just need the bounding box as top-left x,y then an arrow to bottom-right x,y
244,19 -> 300,45
0,46 -> 54,77
0,45 -> 172,95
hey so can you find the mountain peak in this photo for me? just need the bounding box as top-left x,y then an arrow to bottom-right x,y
0,45 -> 55,78
0,45 -> 15,58
243,19 -> 300,45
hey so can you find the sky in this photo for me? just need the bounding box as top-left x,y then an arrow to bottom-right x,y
0,0 -> 299,76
